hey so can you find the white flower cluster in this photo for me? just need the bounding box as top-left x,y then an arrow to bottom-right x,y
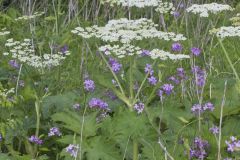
211,26 -> 240,38
99,44 -> 190,60
0,28 -> 10,36
186,3 -> 233,17
118,0 -> 159,8
150,49 -> 190,60
100,0 -> 159,8
230,13 -> 240,26
72,18 -> 186,43
0,84 -> 15,106
4,38 -> 70,69
99,44 -> 142,58
15,12 -> 44,21
155,1 -> 175,14
0,87 -> 15,98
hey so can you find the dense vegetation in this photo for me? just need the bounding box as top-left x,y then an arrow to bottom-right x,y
0,0 -> 240,159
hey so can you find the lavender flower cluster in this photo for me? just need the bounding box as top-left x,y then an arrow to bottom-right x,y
192,66 -> 206,87
89,98 -> 109,110
48,127 -> 62,137
108,58 -> 122,73
28,135 -> 43,145
134,102 -> 144,114
209,125 -> 219,135
144,64 -> 158,85
172,42 -> 202,57
191,102 -> 214,115
225,136 -> 240,153
190,137 -> 209,159
66,144 -> 79,158
84,79 -> 95,92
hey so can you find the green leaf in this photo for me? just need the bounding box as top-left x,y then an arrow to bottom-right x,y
84,136 -> 121,160
52,111 -> 98,137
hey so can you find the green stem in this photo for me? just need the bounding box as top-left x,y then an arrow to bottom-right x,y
218,36 -> 240,81
35,98 -> 41,137
33,96 -> 41,158
133,140 -> 138,160
15,64 -> 23,96
129,56 -> 134,102
99,51 -> 125,95
134,60 -> 157,104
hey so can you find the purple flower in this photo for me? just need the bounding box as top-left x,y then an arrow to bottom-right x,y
105,90 -> 117,100
173,11 -> 180,18
157,89 -> 164,97
134,102 -> 144,114
179,3 -> 185,8
225,136 -> 240,153
177,67 -> 186,79
0,133 -> 2,142
28,135 -> 43,145
203,102 -> 214,111
73,103 -> 80,110
209,125 -> 219,135
109,58 -> 122,73
9,60 -> 19,69
48,127 -> 62,137
191,102 -> 214,115
60,45 -> 68,55
148,76 -> 158,85
161,84 -> 174,95
144,64 -> 154,76
191,47 -> 201,56
191,104 -> 203,115
172,43 -> 183,52
84,79 -> 95,92
190,137 -> 209,159
192,66 -> 206,87
168,76 -> 180,84
66,144 -> 79,158
141,50 -> 151,56
226,140 -> 235,152
89,98 -> 109,110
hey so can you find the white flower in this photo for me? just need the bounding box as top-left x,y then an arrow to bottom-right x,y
211,26 -> 240,38
155,1 -> 175,14
72,18 -> 186,43
100,0 -> 160,8
98,44 -> 190,60
15,12 -> 44,21
186,3 -> 233,17
150,49 -> 190,60
230,13 -> 240,26
4,38 -> 71,70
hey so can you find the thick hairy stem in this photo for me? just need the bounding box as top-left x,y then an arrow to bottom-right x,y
35,98 -> 41,138
133,140 -> 138,160
129,57 -> 134,103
